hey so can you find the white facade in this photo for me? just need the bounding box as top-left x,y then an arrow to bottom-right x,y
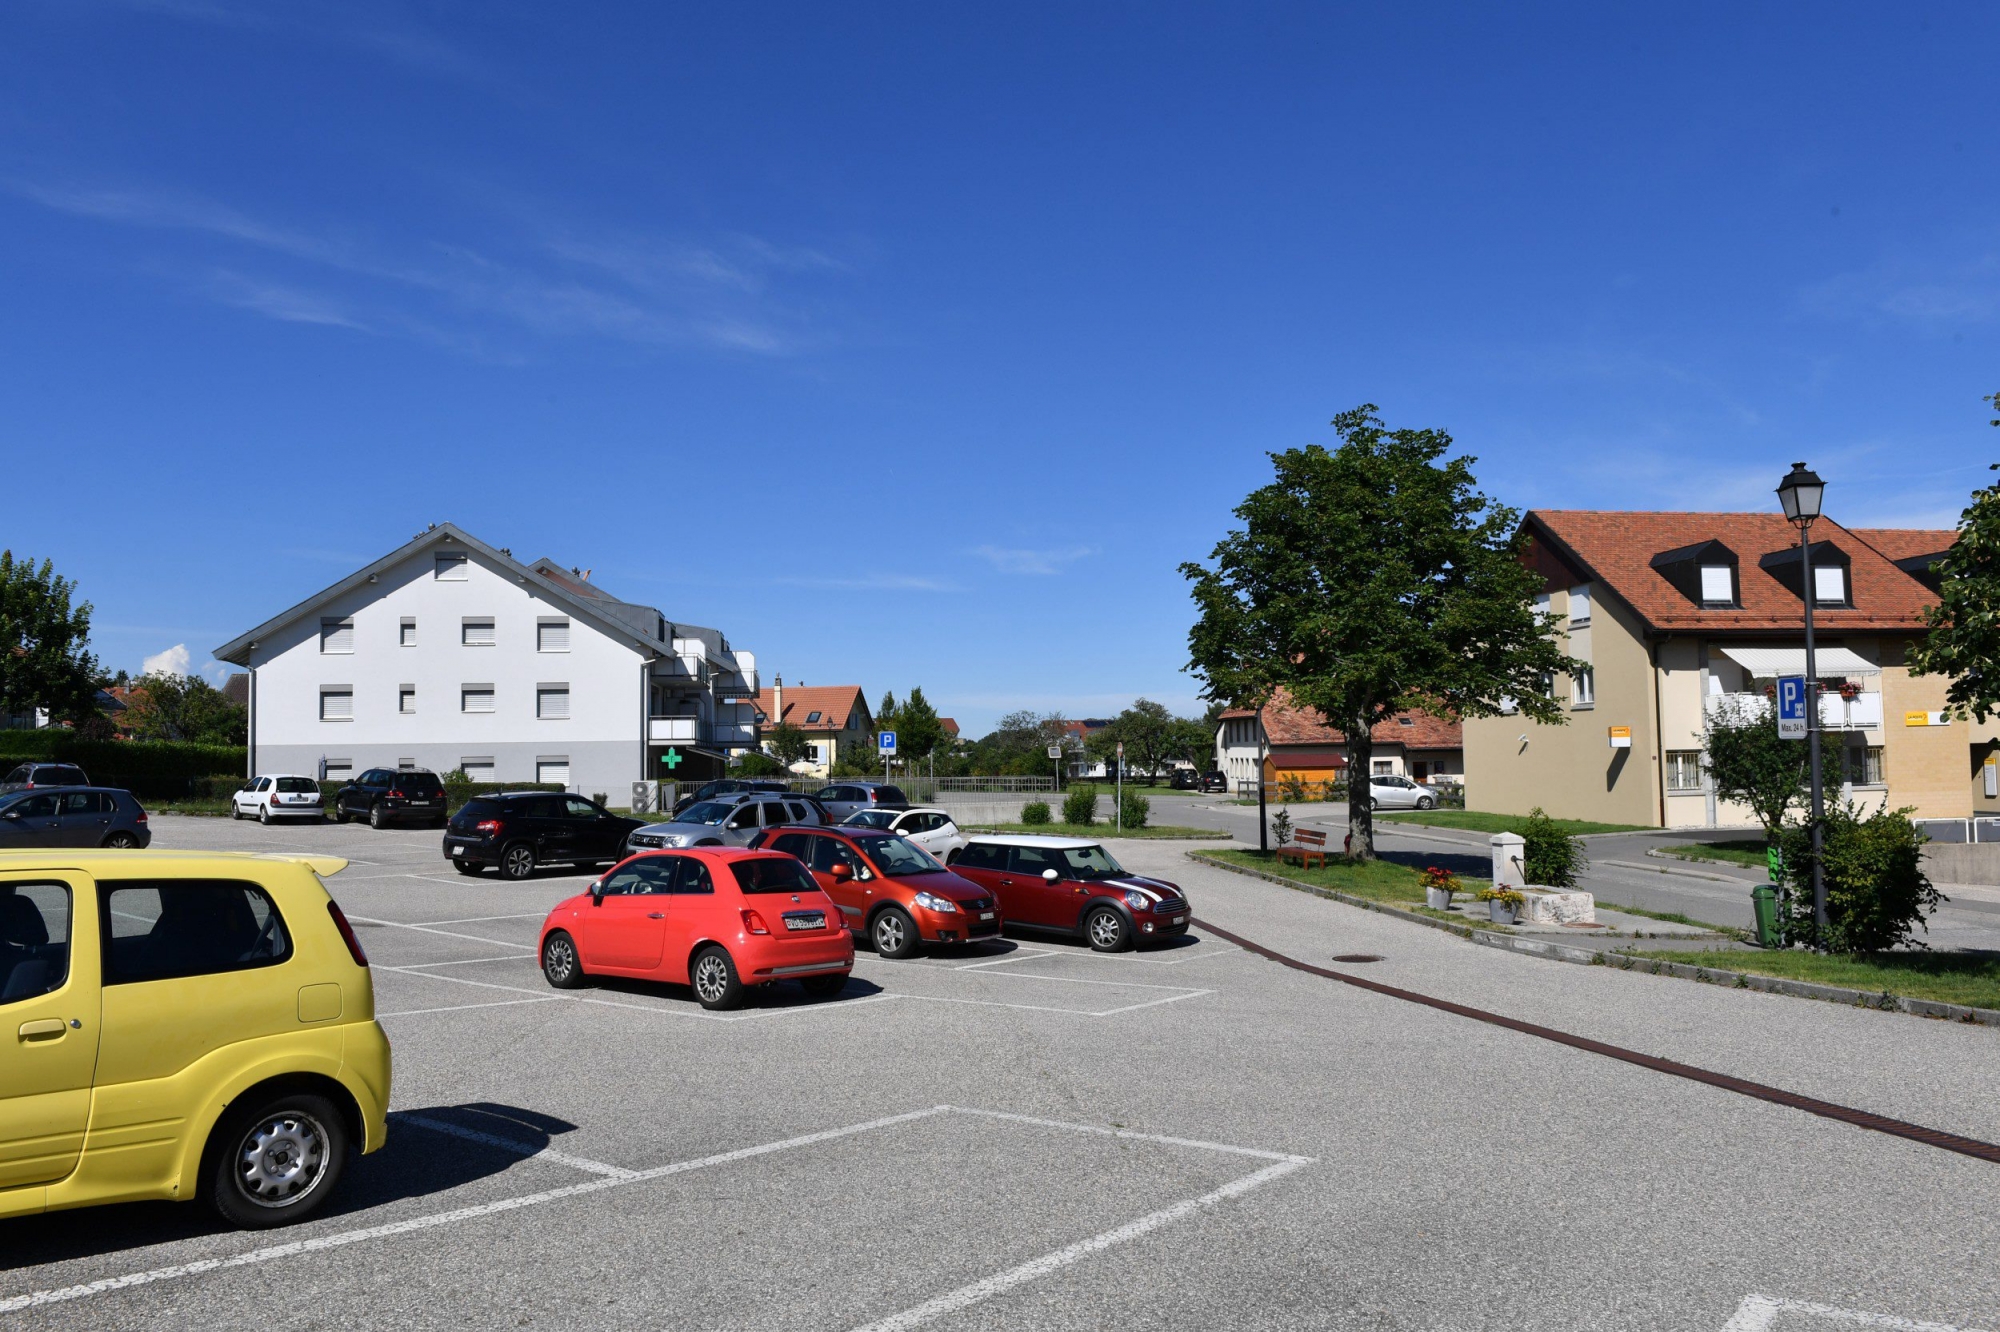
218,526 -> 758,800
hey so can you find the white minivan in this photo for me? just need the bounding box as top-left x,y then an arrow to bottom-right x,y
231,774 -> 325,823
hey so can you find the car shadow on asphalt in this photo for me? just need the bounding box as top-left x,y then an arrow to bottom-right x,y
988,928 -> 1205,957
580,973 -> 888,1010
0,1102 -> 586,1270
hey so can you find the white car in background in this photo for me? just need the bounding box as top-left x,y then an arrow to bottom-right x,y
1365,774 -> 1436,811
231,774 -> 325,823
841,806 -> 968,862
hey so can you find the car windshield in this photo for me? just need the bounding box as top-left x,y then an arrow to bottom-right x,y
732,857 -> 820,895
843,810 -> 897,829
276,777 -> 318,793
875,786 -> 908,804
673,801 -> 736,825
865,836 -> 946,877
1059,845 -> 1127,879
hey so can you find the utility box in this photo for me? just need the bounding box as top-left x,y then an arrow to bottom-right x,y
631,780 -> 660,816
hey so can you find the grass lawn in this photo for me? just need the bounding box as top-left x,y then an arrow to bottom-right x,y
1196,847 -> 1428,905
967,822 -> 1230,840
1376,810 -> 1651,836
1619,946 -> 2000,1011
1657,840 -> 1771,869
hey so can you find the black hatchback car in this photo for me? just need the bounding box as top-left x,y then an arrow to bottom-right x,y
0,787 -> 150,848
333,768 -> 449,829
443,792 -> 643,879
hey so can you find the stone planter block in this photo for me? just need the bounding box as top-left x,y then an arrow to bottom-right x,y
1515,888 -> 1595,925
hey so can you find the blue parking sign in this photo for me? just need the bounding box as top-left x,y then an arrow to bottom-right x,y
1775,675 -> 1809,741
878,730 -> 898,755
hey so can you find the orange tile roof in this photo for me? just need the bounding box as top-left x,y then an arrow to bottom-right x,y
940,717 -> 960,736
754,685 -> 867,733
1849,528 -> 1956,563
1220,689 -> 1460,750
1527,511 -> 1939,634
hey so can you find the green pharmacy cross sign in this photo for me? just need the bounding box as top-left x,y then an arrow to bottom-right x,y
661,748 -> 684,770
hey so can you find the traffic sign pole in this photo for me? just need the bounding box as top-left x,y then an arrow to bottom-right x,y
1116,740 -> 1124,832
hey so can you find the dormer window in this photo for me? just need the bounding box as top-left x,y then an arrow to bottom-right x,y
1650,539 -> 1740,608
1815,565 -> 1846,604
1758,540 -> 1853,608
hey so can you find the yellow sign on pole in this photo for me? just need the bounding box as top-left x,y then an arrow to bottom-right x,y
1905,711 -> 1947,727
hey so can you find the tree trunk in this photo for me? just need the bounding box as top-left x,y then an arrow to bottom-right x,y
1347,720 -> 1374,861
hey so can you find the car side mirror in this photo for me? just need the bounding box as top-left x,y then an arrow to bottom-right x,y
1041,868 -> 1060,883
590,881 -> 605,905
831,863 -> 852,882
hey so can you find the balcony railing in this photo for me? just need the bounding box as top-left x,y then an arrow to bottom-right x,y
1708,691 -> 1883,730
648,717 -> 703,743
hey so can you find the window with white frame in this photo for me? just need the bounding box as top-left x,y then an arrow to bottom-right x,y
320,618 -> 354,654
435,553 -> 468,581
324,759 -> 353,782
461,685 -> 495,714
398,686 -> 416,715
1814,565 -> 1847,605
1699,565 -> 1734,604
537,685 -> 570,720
1839,745 -> 1885,787
397,758 -> 417,772
1573,668 -> 1595,707
459,757 -> 494,782
537,618 -> 570,653
1569,584 -> 1591,626
400,617 -> 417,647
320,687 -> 353,721
462,618 -> 496,647
1666,751 -> 1703,790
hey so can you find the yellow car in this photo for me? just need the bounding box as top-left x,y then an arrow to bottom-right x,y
0,850 -> 390,1228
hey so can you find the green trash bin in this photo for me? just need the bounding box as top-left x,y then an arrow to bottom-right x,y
1750,884 -> 1780,948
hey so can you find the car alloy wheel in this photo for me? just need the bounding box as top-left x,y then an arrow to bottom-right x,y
501,844 -> 536,880
691,946 -> 744,1010
1416,796 -> 1435,810
369,805 -> 386,830
104,831 -> 138,849
542,931 -> 585,989
1085,906 -> 1133,953
871,907 -> 918,959
259,805 -> 273,825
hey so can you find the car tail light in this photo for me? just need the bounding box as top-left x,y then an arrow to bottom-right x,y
328,901 -> 369,967
475,819 -> 502,835
740,909 -> 770,935
389,789 -> 404,799
135,811 -> 148,824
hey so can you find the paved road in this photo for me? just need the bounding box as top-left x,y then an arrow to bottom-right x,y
1158,795 -> 2000,949
5,814 -> 1997,1331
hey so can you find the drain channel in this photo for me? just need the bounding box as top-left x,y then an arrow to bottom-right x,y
1195,917 -> 2000,1168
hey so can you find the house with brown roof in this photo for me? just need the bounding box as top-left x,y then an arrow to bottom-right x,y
1214,689 -> 1463,792
1462,510 -> 1974,828
752,676 -> 872,777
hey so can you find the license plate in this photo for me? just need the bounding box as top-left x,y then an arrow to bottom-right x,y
1172,915 -> 1185,924
451,845 -> 464,856
784,913 -> 826,931
980,911 -> 995,921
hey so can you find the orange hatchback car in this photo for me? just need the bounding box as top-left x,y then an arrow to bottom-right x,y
754,826 -> 998,958
537,849 -> 853,1010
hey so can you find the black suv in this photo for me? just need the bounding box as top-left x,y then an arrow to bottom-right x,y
669,778 -> 793,817
443,792 -> 643,879
0,762 -> 92,794
334,768 -> 449,829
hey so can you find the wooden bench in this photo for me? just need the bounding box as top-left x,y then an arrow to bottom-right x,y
1277,827 -> 1328,869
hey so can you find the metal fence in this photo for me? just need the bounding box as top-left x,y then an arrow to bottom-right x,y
626,774 -> 1059,814
1914,817 -> 2000,844
1232,779 -> 1466,810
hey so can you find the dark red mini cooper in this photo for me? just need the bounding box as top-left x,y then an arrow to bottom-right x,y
948,835 -> 1190,952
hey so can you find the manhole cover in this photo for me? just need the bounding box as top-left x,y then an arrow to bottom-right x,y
1330,953 -> 1384,963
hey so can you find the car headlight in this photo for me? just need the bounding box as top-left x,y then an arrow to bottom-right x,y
1122,890 -> 1152,910
913,891 -> 960,914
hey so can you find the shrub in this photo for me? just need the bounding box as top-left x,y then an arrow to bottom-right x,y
1270,808 -> 1293,847
734,750 -> 788,777
1020,800 -> 1052,825
1117,790 -> 1149,829
1062,785 -> 1098,826
0,733 -> 244,800
1521,807 -> 1587,888
1774,804 -> 1943,952
1277,773 -> 1309,803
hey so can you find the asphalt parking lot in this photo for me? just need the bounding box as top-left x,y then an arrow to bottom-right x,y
6,814 -> 1999,1331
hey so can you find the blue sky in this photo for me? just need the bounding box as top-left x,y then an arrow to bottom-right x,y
5,2 -> 1998,736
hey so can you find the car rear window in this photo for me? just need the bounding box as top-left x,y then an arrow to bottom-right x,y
875,786 -> 908,804
37,766 -> 86,785
398,773 -> 443,795
276,777 -> 318,794
458,798 -> 501,820
731,857 -> 819,895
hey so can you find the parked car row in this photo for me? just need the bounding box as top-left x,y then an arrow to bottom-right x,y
0,786 -> 151,848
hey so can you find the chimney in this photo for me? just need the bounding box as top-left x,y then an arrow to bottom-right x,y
773,674 -> 784,728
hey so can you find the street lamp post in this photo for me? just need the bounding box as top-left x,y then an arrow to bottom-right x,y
1777,462 -> 1829,945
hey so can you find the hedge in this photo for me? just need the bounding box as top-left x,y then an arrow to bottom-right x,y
0,733 -> 245,800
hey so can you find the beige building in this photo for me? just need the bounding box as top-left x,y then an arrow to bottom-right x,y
1463,511 -> 1970,829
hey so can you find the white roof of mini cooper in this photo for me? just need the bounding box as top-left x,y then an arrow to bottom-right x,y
963,833 -> 1100,849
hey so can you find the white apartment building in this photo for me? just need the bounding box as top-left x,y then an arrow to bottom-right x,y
215,524 -> 758,798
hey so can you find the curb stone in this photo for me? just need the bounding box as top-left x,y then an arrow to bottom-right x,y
1188,850 -> 2000,1030
1633,849 -> 1761,882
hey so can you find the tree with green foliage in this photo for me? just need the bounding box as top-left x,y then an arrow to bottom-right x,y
1702,697 -> 1808,839
123,672 -> 248,745
1773,804 -> 1943,952
766,720 -> 813,768
0,551 -> 100,725
1182,406 -> 1579,860
1910,458 -> 2000,720
892,687 -> 947,761
734,750 -> 788,776
1082,699 -> 1198,781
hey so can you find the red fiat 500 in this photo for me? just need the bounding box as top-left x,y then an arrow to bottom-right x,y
949,835 -> 1191,952
754,826 -> 998,959
537,848 -> 854,1010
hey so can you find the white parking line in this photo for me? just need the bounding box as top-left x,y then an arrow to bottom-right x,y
375,997 -> 562,1019
348,916 -> 536,950
397,954 -> 539,969
397,1113 -> 638,1179
375,963 -> 902,1023
0,1107 -> 953,1316
896,988 -> 1211,1018
413,912 -> 549,926
1722,1295 -> 1993,1332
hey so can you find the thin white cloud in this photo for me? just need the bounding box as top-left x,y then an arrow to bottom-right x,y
204,271 -> 370,330
142,643 -> 191,679
973,545 -> 1097,576
772,575 -> 959,593
1801,252 -> 2000,330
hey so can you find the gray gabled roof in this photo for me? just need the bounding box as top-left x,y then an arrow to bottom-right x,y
213,523 -> 673,665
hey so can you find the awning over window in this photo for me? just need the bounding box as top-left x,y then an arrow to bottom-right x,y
1715,645 -> 1880,677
